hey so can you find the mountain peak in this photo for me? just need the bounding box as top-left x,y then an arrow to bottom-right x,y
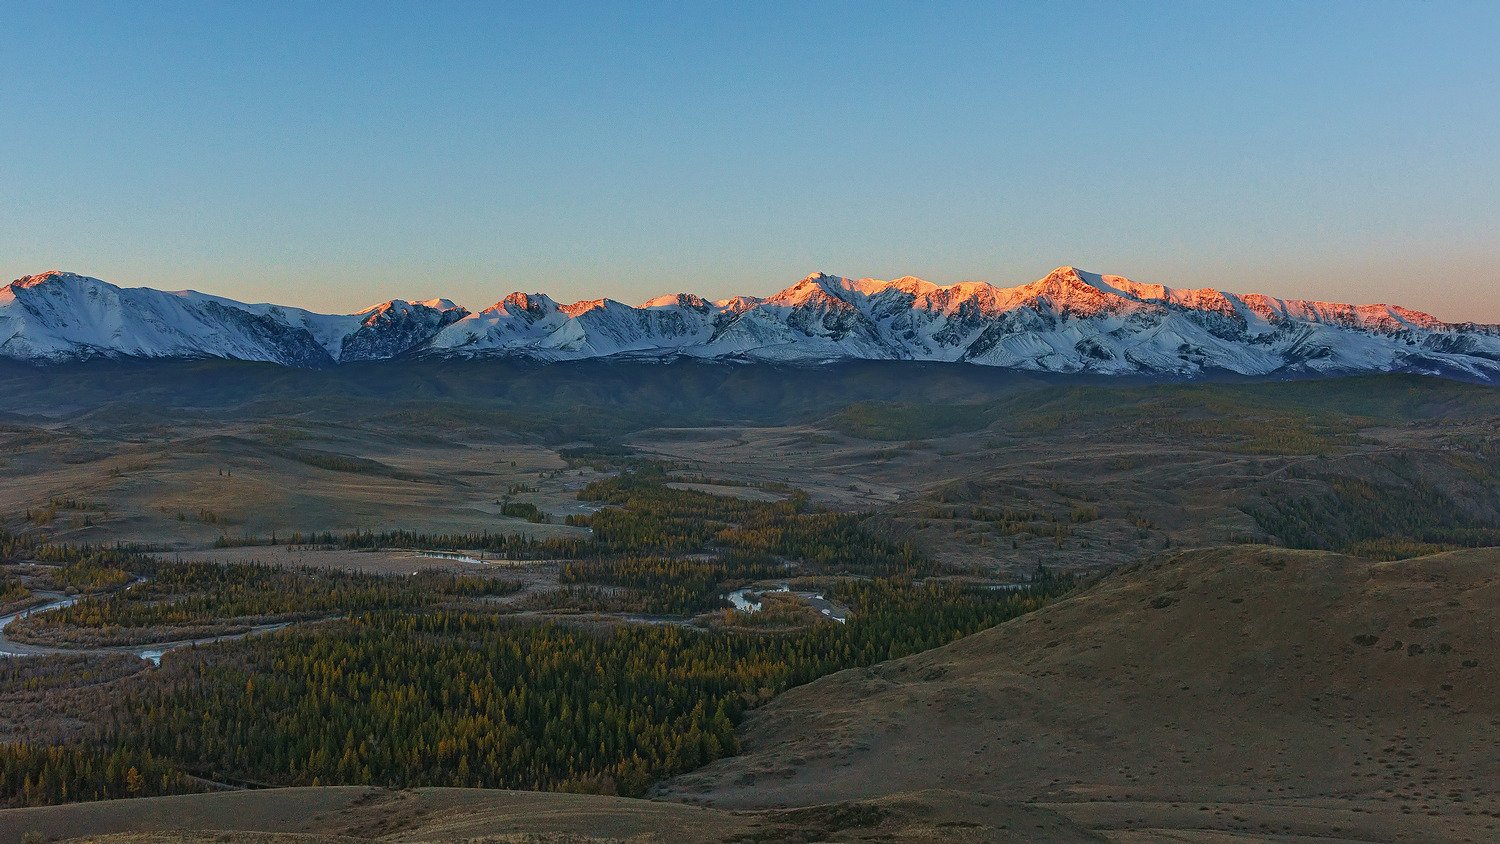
768,273 -> 855,308
11,270 -> 93,289
1040,266 -> 1105,287
2,267 -> 1495,380
642,292 -> 710,310
497,292 -> 556,315
358,298 -> 466,317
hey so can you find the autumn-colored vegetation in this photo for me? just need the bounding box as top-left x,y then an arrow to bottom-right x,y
0,474 -> 1071,807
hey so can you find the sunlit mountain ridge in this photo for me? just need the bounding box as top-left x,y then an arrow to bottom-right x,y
2,267 -> 1497,380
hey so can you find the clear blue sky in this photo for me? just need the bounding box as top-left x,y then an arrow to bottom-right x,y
3,1 -> 1498,320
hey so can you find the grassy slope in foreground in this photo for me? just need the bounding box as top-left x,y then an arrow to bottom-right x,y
0,786 -> 1102,843
662,545 -> 1500,841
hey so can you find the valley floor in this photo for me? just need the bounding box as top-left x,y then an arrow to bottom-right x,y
2,369 -> 1498,842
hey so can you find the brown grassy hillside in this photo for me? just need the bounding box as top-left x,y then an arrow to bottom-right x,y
662,546 -> 1500,842
0,786 -> 1099,843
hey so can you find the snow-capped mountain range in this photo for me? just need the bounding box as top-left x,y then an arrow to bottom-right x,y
3,267 -> 1497,381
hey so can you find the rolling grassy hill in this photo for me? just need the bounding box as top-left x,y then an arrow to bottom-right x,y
662,545 -> 1500,841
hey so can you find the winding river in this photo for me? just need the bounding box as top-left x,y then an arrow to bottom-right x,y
0,589 -> 291,666
724,584 -> 849,623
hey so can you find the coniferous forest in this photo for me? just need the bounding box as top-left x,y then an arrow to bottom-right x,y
0,468 -> 1071,806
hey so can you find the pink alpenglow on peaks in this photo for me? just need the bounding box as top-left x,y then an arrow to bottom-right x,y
2,268 -> 1496,380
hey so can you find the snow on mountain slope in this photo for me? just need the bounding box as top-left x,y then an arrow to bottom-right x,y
341,298 -> 469,362
0,272 -> 348,366
3,267 -> 1497,381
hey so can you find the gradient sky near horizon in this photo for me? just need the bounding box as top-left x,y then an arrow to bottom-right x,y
3,1 -> 1498,321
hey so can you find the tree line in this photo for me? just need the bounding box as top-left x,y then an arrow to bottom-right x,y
1249,475 -> 1500,556
13,561 -> 520,645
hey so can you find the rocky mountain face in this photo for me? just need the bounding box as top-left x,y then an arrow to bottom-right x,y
3,267 -> 1497,380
